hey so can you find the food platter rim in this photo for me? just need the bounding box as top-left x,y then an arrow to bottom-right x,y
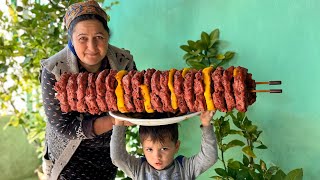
109,111 -> 201,126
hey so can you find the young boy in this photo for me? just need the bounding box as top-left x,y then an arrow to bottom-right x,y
110,111 -> 218,179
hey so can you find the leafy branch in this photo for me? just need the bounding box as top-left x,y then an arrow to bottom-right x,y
211,112 -> 303,180
181,29 -> 303,180
180,29 -> 235,70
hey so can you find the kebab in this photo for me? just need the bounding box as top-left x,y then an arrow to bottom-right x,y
54,66 -> 282,115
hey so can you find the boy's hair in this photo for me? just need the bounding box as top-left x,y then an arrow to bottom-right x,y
139,123 -> 179,144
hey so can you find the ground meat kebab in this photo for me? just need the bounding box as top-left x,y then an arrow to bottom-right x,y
54,66 -> 257,115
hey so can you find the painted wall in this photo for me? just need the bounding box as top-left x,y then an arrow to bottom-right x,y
107,0 -> 320,179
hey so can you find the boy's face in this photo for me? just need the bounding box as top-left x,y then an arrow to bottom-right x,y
142,136 -> 180,170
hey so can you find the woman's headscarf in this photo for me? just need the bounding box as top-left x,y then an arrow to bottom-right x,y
63,0 -> 108,30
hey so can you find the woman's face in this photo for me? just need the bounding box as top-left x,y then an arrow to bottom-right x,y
71,19 -> 109,72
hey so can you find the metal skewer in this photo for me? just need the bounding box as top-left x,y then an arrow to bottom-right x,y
250,89 -> 282,93
256,81 -> 282,85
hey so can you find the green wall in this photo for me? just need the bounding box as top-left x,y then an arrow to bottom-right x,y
108,0 -> 320,179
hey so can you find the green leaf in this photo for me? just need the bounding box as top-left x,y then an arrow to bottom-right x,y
231,113 -> 241,129
224,51 -> 235,60
180,45 -> 192,52
226,167 -> 238,178
256,131 -> 262,139
216,54 -> 225,60
186,56 -> 202,63
246,125 -> 257,133
210,29 -> 220,40
243,116 -> 252,127
0,63 -> 9,73
16,6 -> 23,12
225,139 -> 245,151
256,144 -> 268,149
186,60 -> 207,69
195,40 -> 207,51
228,160 -> 241,170
229,129 -> 243,135
21,57 -> 32,67
7,117 -> 20,127
22,0 -> 28,6
242,146 -> 256,158
209,39 -> 218,49
187,40 -> 196,49
221,119 -> 230,137
248,170 -> 261,180
271,170 -> 286,180
284,168 -> 303,180
209,176 -> 224,180
268,166 -> 280,175
242,155 -> 249,166
201,31 -> 210,47
260,159 -> 267,171
253,164 -> 262,173
237,169 -> 251,180
183,53 -> 195,60
215,168 -> 228,177
237,112 -> 246,122
208,47 -> 217,56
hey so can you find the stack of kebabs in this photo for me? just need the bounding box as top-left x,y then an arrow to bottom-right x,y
54,66 -> 281,115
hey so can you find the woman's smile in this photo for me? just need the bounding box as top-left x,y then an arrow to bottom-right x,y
72,19 -> 109,72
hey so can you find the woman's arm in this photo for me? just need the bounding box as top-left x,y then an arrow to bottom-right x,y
93,115 -> 114,135
41,68 -> 113,139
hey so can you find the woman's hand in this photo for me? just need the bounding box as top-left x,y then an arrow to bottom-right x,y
93,116 -> 136,135
114,118 -> 135,126
200,110 -> 216,127
93,115 -> 115,135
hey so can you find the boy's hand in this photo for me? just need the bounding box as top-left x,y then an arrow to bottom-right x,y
114,118 -> 136,126
200,110 -> 216,127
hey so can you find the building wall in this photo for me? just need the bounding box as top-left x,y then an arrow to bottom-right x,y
108,0 -> 320,179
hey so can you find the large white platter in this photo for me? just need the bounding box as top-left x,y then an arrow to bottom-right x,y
109,111 -> 201,126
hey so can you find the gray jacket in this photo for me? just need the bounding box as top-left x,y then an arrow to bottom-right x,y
110,125 -> 218,180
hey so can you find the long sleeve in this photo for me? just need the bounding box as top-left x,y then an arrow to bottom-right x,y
41,68 -> 98,139
183,125 -> 218,178
110,126 -> 141,178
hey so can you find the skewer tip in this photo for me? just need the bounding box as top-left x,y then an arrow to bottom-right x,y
270,89 -> 282,93
269,81 -> 282,85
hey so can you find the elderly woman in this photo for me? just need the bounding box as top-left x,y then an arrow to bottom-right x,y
40,1 -> 136,179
